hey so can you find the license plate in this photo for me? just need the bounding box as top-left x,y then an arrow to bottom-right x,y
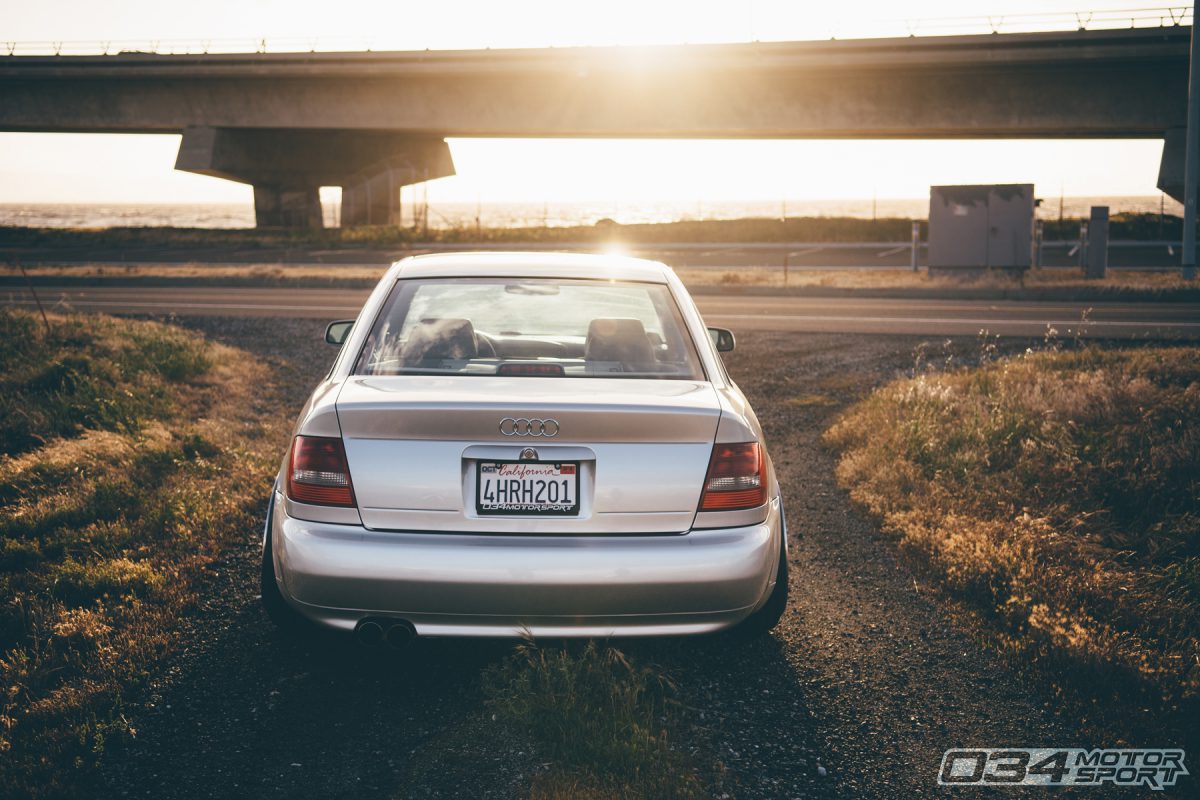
476,461 -> 579,516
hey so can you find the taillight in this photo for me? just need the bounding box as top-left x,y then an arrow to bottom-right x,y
699,442 -> 766,511
287,435 -> 355,507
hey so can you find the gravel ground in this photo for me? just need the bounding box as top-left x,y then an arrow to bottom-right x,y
96,318 -> 1169,799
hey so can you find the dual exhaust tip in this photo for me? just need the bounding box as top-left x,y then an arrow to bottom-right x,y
354,618 -> 416,650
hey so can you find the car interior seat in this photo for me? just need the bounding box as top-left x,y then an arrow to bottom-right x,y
584,318 -> 657,373
401,318 -> 479,364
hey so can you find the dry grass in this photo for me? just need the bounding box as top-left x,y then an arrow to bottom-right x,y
786,394 -> 838,408
0,310 -> 213,456
671,267 -> 1200,295
0,210 -> 1188,247
824,346 -> 1200,713
11,263 -> 1199,301
0,263 -> 386,283
0,216 -> 924,248
0,310 -> 281,797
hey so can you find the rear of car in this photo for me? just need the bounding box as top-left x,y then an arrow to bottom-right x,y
263,253 -> 787,641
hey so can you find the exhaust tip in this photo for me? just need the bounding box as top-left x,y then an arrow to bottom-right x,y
355,619 -> 384,647
384,621 -> 416,650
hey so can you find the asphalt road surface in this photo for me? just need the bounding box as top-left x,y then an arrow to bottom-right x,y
4,284 -> 1198,339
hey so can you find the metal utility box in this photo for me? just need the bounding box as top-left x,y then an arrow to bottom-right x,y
928,184 -> 1034,271
1086,205 -> 1109,279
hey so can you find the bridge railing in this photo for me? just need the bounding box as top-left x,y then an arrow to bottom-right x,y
878,5 -> 1192,38
2,6 -> 1194,57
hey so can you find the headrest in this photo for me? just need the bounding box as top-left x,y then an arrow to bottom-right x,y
401,318 -> 478,363
584,318 -> 655,372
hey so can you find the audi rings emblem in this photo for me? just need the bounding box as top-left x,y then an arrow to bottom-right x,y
500,417 -> 560,437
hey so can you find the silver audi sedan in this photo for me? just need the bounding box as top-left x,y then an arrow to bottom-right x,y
261,252 -> 788,646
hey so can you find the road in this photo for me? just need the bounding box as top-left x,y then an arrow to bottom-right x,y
4,284 -> 1199,338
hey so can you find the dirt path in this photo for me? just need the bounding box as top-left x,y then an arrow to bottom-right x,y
99,320 -> 1107,799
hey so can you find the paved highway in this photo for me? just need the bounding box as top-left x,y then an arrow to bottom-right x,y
3,285 -> 1198,339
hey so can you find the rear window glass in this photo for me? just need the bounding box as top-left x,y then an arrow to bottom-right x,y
354,278 -> 705,380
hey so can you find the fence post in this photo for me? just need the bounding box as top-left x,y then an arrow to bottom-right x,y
1086,205 -> 1109,279
1182,0 -> 1199,280
1078,221 -> 1089,272
911,221 -> 920,272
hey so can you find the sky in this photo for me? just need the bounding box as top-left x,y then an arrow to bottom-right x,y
0,0 -> 1186,206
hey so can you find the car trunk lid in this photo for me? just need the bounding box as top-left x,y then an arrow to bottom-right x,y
335,376 -> 720,534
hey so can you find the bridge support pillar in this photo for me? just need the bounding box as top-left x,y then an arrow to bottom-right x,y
341,170 -> 402,227
1158,128 -> 1188,205
338,143 -> 452,227
175,126 -> 454,229
253,185 -> 324,228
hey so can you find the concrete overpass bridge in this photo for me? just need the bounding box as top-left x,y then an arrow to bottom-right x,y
0,25 -> 1192,227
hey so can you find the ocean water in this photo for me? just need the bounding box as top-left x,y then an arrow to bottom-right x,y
0,196 -> 1182,230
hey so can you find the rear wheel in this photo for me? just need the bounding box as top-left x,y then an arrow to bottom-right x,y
735,505 -> 790,637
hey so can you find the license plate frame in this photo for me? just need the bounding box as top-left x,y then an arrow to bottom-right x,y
475,460 -> 580,516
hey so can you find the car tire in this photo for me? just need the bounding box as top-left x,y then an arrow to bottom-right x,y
735,505 -> 790,637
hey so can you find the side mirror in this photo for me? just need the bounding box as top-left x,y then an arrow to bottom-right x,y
325,320 -> 354,346
708,327 -> 735,352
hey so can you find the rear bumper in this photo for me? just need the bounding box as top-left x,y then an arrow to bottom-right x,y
269,491 -> 782,637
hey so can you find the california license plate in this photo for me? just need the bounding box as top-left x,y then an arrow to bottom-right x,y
476,461 -> 580,516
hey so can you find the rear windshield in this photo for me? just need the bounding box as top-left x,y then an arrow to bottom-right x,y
354,278 -> 705,380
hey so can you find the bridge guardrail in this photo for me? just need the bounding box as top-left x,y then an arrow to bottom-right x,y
3,6 -> 1194,57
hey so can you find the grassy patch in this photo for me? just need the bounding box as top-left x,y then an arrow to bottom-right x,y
0,210 -> 1191,249
0,310 -> 210,457
0,262 -> 389,287
1,215 -> 926,248
786,394 -> 838,408
674,266 -> 1200,298
824,346 -> 1200,714
0,310 -> 279,798
12,263 -> 1200,303
481,641 -> 708,799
